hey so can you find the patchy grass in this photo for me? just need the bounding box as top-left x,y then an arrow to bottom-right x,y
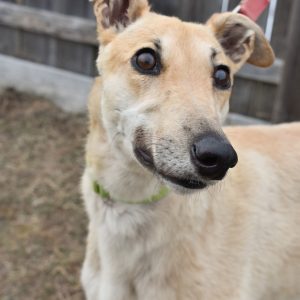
0,90 -> 87,300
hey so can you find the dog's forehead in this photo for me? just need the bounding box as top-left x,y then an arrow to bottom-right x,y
101,12 -> 229,74
118,13 -> 220,54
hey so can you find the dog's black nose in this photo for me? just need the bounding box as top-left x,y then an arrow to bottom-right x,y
191,134 -> 238,180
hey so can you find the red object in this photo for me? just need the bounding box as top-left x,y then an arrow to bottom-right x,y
239,0 -> 270,21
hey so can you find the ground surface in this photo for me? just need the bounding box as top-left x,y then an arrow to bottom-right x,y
0,90 -> 87,300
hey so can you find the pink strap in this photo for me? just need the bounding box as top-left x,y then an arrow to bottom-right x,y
239,0 -> 270,21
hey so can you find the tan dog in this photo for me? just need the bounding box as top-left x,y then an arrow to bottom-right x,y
81,1 -> 300,299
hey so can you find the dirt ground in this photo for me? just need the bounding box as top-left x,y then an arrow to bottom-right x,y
0,90 -> 88,300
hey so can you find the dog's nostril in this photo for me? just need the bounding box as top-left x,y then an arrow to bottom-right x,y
198,153 -> 219,168
192,144 -> 218,168
192,144 -> 197,155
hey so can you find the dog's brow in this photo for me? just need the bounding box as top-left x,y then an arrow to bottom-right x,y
153,39 -> 162,52
210,47 -> 229,70
211,48 -> 219,61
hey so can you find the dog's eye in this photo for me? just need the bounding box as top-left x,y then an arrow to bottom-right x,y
132,48 -> 160,75
137,51 -> 156,70
213,65 -> 231,90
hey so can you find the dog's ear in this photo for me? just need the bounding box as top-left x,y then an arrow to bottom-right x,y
207,12 -> 275,72
90,0 -> 150,44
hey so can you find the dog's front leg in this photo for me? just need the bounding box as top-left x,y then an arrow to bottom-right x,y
81,230 -> 135,300
139,288 -> 177,300
98,279 -> 135,300
81,225 -> 102,300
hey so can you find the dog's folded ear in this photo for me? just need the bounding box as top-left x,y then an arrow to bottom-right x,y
207,12 -> 275,72
90,0 -> 150,44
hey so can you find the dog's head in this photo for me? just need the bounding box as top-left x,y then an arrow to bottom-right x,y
91,0 -> 274,192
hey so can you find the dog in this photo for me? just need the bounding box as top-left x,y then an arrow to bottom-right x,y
81,0 -> 300,299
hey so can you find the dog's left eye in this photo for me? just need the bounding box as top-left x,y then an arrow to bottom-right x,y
132,48 -> 160,75
213,65 -> 231,90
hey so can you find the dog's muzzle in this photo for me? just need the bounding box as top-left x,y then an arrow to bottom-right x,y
134,132 -> 238,190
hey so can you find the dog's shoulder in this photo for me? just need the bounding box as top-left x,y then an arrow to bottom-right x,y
224,123 -> 300,151
224,123 -> 300,187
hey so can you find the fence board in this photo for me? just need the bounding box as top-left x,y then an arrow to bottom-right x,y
150,0 -> 181,17
0,25 -> 19,56
0,2 -> 97,75
247,82 -> 277,120
271,0 -> 293,59
272,0 -> 300,121
18,30 -> 50,64
237,59 -> 283,85
231,79 -> 253,116
50,0 -> 93,75
150,0 -> 222,22
23,0 -> 50,9
55,39 -> 96,76
226,0 -> 239,10
0,2 -> 97,44
192,0 -> 222,22
231,78 -> 277,121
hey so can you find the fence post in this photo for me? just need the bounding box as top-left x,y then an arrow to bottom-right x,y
272,0 -> 300,122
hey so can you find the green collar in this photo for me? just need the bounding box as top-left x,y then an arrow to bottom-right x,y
93,181 -> 169,204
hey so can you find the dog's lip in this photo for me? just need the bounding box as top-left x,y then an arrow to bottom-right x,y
161,174 -> 207,189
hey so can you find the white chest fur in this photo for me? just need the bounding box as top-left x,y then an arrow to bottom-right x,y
81,169 -> 213,300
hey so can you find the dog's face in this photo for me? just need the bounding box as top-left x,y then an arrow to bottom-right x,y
91,0 -> 274,192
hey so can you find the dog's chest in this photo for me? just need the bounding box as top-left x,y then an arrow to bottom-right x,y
95,200 -> 214,300
98,203 -> 168,272
97,204 -> 180,299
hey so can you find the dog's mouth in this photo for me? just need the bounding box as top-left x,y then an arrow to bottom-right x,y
134,146 -> 207,190
160,174 -> 207,189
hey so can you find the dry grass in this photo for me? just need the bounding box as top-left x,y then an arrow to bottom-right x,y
0,89 -> 87,300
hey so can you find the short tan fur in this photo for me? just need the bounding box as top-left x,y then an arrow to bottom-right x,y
81,1 -> 300,299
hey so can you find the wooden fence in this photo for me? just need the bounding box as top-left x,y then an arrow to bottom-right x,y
0,0 -> 297,120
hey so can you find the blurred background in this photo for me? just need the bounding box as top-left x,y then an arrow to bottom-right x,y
0,0 -> 299,299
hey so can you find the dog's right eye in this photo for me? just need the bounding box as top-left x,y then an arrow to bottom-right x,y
213,65 -> 231,90
131,48 -> 161,75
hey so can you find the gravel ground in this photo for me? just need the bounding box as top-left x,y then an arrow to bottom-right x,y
0,89 -> 87,300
